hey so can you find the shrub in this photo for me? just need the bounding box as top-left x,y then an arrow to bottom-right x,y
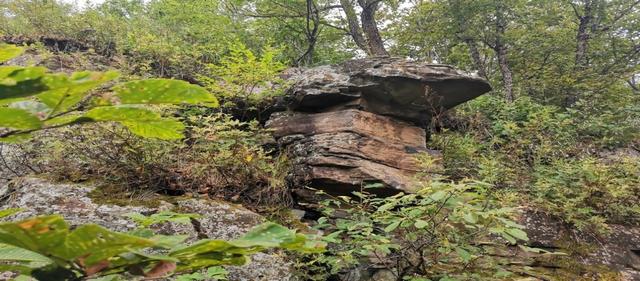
33,112 -> 290,206
197,43 -> 287,114
300,180 -> 530,280
532,157 -> 640,231
431,95 -> 639,232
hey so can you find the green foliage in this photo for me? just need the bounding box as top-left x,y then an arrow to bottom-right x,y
0,44 -> 24,62
532,157 -> 640,231
430,95 -> 640,232
198,43 -> 286,109
301,180 -> 529,280
0,215 -> 324,280
175,266 -> 228,281
0,45 -> 218,141
19,112 -> 289,204
125,211 -> 201,228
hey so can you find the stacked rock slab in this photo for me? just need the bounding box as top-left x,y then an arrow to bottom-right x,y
266,57 -> 491,195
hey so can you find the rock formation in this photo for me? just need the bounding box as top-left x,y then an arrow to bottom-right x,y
268,57 -> 491,194
0,178 -> 294,281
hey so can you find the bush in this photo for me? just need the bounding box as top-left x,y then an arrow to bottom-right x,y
299,180 -> 530,281
33,112 -> 290,206
431,95 -> 639,232
532,157 -> 640,231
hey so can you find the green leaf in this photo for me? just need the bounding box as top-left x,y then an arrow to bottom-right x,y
0,215 -> 69,257
206,266 -> 228,280
414,219 -> 429,229
505,228 -> 529,241
0,208 -> 23,218
463,213 -> 477,224
455,247 -> 472,262
429,190 -> 448,201
0,67 -> 48,104
500,232 -> 517,244
9,100 -> 51,116
0,244 -> 52,264
0,133 -> 32,143
0,108 -> 43,130
0,44 -> 24,63
84,106 -> 185,139
113,79 -> 218,107
232,222 -> 299,248
384,221 -> 401,232
84,106 -> 161,122
0,66 -> 46,85
63,224 -> 156,266
121,119 -> 184,140
38,71 -> 119,115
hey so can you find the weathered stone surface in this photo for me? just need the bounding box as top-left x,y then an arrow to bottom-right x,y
281,57 -> 491,125
267,109 -> 441,194
267,109 -> 427,148
269,58 -> 483,194
0,177 -> 293,281
516,208 -> 640,279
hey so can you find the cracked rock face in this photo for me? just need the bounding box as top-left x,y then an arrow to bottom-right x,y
270,58 -> 489,194
0,177 -> 293,281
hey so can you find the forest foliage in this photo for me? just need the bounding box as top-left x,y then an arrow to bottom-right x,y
0,0 -> 639,280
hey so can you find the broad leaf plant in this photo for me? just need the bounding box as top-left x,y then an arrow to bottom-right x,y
0,45 -> 325,280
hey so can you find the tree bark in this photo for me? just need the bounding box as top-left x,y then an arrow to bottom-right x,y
574,0 -> 594,68
357,0 -> 389,56
494,2 -> 514,102
464,38 -> 487,79
496,44 -> 514,102
339,0 -> 369,54
296,0 -> 320,66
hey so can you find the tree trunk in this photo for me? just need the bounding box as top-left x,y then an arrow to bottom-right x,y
339,0 -> 369,54
464,38 -> 487,79
494,2 -> 514,102
296,0 -> 319,66
496,44 -> 514,102
358,0 -> 389,56
575,0 -> 593,68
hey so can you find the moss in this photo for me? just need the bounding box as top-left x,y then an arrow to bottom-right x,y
88,184 -> 181,208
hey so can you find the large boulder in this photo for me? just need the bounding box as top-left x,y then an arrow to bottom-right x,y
281,57 -> 491,125
0,177 -> 294,281
270,58 -> 488,194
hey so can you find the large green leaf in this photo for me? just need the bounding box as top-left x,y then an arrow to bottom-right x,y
37,71 -> 119,115
0,67 -> 48,104
63,224 -> 155,266
84,106 -> 185,139
232,222 -> 300,248
0,108 -> 43,130
0,215 -> 69,258
84,106 -> 161,122
0,208 -> 23,218
0,44 -> 24,63
121,120 -> 184,140
113,79 -> 218,107
0,66 -> 47,85
0,244 -> 52,264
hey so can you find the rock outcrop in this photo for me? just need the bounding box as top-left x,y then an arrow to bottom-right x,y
0,177 -> 294,281
517,209 -> 640,280
269,57 -> 491,194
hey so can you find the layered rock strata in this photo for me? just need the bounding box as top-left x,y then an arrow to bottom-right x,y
268,57 -> 491,194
